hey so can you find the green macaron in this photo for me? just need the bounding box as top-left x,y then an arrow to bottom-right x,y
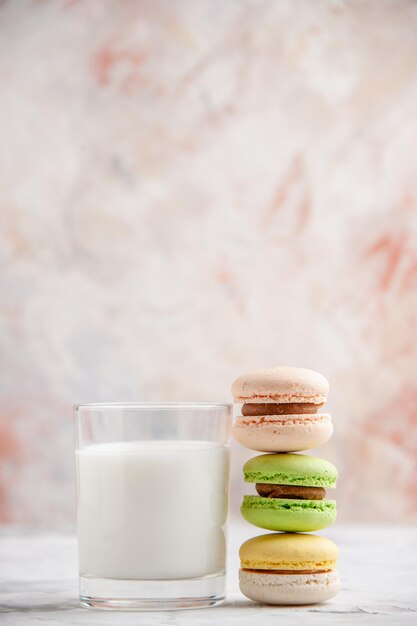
241,453 -> 337,532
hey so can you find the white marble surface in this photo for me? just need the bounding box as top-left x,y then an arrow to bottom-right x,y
0,524 -> 416,625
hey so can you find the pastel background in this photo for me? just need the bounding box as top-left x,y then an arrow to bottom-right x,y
1,0 -> 417,528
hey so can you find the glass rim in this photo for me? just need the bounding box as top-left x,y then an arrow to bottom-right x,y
74,401 -> 232,411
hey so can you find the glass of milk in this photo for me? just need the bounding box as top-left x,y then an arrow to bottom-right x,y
74,402 -> 232,610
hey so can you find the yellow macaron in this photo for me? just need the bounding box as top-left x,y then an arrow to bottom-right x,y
239,533 -> 340,605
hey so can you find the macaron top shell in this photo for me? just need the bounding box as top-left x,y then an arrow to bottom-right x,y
231,367 -> 329,404
243,453 -> 338,488
239,533 -> 338,571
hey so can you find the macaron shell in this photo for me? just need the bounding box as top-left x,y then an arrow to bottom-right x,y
233,414 -> 333,452
243,453 -> 338,488
232,367 -> 329,404
239,532 -> 339,570
239,569 -> 340,605
241,497 -> 337,532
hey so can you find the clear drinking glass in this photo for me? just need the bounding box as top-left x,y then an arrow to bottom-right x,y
74,402 -> 232,610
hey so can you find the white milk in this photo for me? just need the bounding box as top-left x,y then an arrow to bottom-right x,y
76,441 -> 230,580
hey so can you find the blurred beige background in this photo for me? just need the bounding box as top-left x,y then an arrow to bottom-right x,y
1,0 -> 417,527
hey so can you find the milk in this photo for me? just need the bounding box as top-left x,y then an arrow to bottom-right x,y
76,441 -> 230,580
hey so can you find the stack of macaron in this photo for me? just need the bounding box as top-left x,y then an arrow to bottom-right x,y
232,366 -> 340,605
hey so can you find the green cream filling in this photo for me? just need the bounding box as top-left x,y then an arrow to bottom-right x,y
243,471 -> 337,488
242,496 -> 336,511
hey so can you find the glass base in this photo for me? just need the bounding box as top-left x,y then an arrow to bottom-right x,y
79,572 -> 226,611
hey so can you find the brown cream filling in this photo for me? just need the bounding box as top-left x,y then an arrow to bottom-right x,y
255,483 -> 326,500
242,568 -> 332,575
242,402 -> 323,416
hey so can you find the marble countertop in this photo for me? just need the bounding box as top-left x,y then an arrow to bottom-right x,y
0,524 -> 416,625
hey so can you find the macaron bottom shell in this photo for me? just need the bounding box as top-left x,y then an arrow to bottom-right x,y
233,415 -> 333,452
239,569 -> 340,605
241,496 -> 337,532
